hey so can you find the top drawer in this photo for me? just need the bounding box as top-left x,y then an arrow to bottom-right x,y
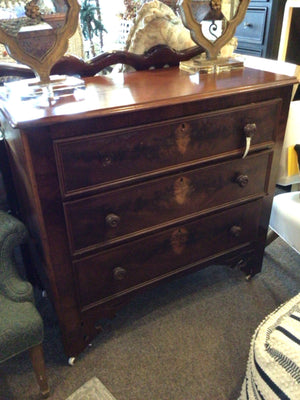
235,7 -> 267,44
54,99 -> 281,197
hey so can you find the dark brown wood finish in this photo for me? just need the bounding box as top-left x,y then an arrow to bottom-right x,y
0,66 -> 296,359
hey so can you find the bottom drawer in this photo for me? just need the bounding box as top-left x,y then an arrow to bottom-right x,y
74,200 -> 262,309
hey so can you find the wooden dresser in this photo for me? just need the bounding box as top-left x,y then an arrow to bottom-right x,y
0,67 -> 296,360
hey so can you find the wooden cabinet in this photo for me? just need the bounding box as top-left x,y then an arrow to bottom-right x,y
235,0 -> 285,58
0,67 -> 295,359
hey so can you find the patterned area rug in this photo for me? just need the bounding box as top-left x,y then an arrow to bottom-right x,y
66,377 -> 117,400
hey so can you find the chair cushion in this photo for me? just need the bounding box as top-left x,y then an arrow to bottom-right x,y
0,211 -> 33,303
239,292 -> 300,399
0,294 -> 43,363
269,191 -> 300,254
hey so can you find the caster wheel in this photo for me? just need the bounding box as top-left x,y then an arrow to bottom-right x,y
42,290 -> 47,298
68,357 -> 76,366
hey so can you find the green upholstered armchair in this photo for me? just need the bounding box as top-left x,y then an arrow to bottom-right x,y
0,211 -> 49,398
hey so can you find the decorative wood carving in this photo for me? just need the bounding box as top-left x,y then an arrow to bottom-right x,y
0,44 -> 205,79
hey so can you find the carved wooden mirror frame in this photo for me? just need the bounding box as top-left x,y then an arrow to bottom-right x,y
0,0 -> 80,84
178,0 -> 250,60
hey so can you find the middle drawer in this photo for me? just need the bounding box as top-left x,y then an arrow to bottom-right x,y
64,152 -> 270,255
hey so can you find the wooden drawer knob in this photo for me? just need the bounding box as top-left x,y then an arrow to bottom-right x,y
244,123 -> 256,138
113,267 -> 127,281
229,225 -> 242,238
105,213 -> 120,228
235,174 -> 249,187
99,153 -> 113,167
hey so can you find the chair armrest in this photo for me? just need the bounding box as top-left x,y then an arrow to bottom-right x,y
0,211 -> 34,303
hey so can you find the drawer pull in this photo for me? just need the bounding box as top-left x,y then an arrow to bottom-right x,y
235,174 -> 249,188
229,225 -> 242,238
244,22 -> 253,28
113,267 -> 127,281
242,123 -> 256,159
99,153 -> 113,167
105,213 -> 120,228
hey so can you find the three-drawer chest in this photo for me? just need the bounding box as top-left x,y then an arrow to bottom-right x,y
0,66 -> 296,359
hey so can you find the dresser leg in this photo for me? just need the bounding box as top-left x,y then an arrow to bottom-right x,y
234,250 -> 263,279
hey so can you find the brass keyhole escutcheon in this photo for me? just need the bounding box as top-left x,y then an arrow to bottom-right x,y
175,122 -> 191,155
174,176 -> 192,205
171,227 -> 188,254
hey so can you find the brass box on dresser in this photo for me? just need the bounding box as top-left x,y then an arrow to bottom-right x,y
0,67 -> 296,359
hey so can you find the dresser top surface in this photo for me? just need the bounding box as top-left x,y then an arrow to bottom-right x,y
0,66 -> 296,129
